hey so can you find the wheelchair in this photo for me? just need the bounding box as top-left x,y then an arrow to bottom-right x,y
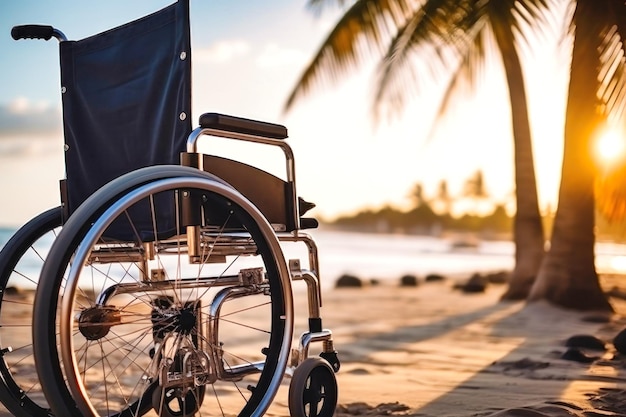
1,1 -> 339,416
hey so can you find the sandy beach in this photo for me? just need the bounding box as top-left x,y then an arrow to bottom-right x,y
321,278 -> 626,417
1,273 -> 626,416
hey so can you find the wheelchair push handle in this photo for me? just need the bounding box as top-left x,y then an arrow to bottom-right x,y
11,25 -> 67,42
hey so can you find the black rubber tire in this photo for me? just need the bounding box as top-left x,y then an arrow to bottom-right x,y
0,206 -> 62,417
33,165 -> 292,417
288,357 -> 338,417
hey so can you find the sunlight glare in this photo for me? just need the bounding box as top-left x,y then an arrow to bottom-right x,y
594,128 -> 625,166
610,256 -> 626,273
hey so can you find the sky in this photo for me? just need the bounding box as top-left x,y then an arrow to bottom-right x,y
0,0 -> 571,227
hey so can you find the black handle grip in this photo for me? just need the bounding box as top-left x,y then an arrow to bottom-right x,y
11,25 -> 54,41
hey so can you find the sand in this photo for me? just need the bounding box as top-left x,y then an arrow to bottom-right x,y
2,274 -> 626,416
267,275 -> 626,417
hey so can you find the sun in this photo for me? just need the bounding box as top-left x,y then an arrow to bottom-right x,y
594,127 -> 626,167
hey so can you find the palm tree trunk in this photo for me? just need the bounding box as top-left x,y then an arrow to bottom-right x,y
528,0 -> 612,311
490,18 -> 545,300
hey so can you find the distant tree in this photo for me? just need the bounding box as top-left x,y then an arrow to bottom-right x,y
461,170 -> 491,215
463,170 -> 488,198
409,183 -> 426,208
435,179 -> 452,215
482,204 -> 513,234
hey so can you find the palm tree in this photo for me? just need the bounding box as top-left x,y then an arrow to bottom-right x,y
409,183 -> 426,208
488,3 -> 547,300
284,0 -> 550,299
461,170 -> 489,215
435,179 -> 452,215
528,0 -> 626,311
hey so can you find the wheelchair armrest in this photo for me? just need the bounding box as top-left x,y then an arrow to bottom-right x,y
189,113 -> 307,232
199,113 -> 287,139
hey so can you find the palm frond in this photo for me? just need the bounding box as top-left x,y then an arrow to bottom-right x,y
599,3 -> 626,123
286,0 -> 565,127
372,0 -> 484,119
598,25 -> 626,122
513,0 -> 561,45
370,0 -> 558,125
284,0 -> 417,112
416,28 -> 491,142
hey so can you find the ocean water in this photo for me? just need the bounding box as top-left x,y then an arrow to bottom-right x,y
303,228 -> 515,282
0,228 -> 12,249
1,226 -> 625,288
305,228 -> 626,283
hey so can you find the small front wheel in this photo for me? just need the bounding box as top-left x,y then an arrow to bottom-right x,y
288,357 -> 338,417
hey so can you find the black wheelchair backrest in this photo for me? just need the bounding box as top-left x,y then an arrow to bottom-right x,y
61,0 -> 191,230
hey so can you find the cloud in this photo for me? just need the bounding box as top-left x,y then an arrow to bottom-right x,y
0,98 -> 61,137
193,40 -> 250,64
193,40 -> 306,70
256,43 -> 308,69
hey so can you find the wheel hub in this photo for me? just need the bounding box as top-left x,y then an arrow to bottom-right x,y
77,306 -> 121,341
176,307 -> 196,334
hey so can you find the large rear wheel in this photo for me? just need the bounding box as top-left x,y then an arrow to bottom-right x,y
33,166 -> 294,417
0,206 -> 62,417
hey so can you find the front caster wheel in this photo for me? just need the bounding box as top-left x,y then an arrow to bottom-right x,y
288,357 -> 338,417
152,384 -> 204,417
